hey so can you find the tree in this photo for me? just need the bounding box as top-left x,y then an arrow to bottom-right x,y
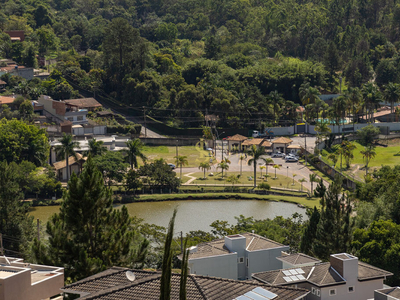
314,122 -> 331,145
125,169 -> 142,194
0,160 -> 34,255
259,165 -> 266,178
239,154 -> 246,176
273,164 -> 280,179
93,151 -> 128,186
258,182 -> 271,192
292,173 -> 297,186
87,138 -> 107,157
247,145 -> 267,188
314,178 -> 326,198
198,162 -> 211,179
175,155 -> 188,180
32,156 -> 149,281
299,178 -> 306,191
226,174 -> 239,187
309,174 -> 318,196
341,140 -> 357,169
300,207 -> 320,255
384,83 -> 400,122
0,119 -> 49,166
124,139 -> 147,169
357,125 -> 380,146
55,133 -> 80,181
360,145 -> 376,176
217,161 -> 229,178
139,159 -> 180,190
327,153 -> 338,167
160,208 -> 177,300
264,158 -> 274,181
362,83 -> 382,123
19,100 -> 34,119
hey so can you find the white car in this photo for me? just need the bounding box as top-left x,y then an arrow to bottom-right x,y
285,156 -> 298,162
272,152 -> 285,158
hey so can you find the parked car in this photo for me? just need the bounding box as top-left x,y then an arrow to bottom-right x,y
285,154 -> 299,159
272,152 -> 285,158
285,156 -> 298,162
168,163 -> 176,169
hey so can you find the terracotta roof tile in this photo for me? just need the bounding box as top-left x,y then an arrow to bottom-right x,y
276,253 -> 321,265
226,134 -> 247,141
272,137 -> 293,144
242,138 -> 264,146
64,98 -> 102,109
261,141 -> 272,147
53,153 -> 84,170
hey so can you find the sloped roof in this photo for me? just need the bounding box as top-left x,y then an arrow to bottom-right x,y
272,137 -> 293,144
287,145 -> 301,149
376,287 -> 400,299
63,267 -> 309,300
64,98 -> 102,109
226,134 -> 247,141
186,233 -> 286,260
53,153 -> 84,170
0,96 -> 15,105
242,138 -> 264,146
276,253 -> 321,266
261,140 -> 272,147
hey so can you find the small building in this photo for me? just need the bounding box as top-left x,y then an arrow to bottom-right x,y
0,95 -> 17,108
287,144 -> 302,155
53,153 -> 85,181
226,134 -> 248,151
4,30 -> 25,42
0,65 -> 34,80
253,253 -> 393,300
272,137 -> 293,153
241,138 -> 264,152
183,233 -> 289,280
0,255 -> 64,300
276,252 -> 321,269
375,287 -> 400,300
261,140 -> 272,153
64,98 -> 102,111
0,79 -> 6,91
62,266 -> 309,300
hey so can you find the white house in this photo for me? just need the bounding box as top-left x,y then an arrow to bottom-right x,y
183,232 -> 289,280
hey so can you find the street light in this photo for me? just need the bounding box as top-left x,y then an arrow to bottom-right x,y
286,166 -> 289,178
176,139 -> 179,159
220,131 -> 225,161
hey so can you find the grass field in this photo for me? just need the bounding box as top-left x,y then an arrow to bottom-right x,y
142,145 -> 214,167
185,171 -> 309,191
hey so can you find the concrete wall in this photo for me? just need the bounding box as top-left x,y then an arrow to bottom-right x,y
38,95 -> 66,116
319,278 -> 383,300
140,137 -> 202,146
188,253 -> 238,279
247,246 -> 289,279
269,126 -> 295,136
72,126 -> 84,136
64,110 -> 87,124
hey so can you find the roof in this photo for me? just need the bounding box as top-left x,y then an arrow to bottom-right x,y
64,98 -> 102,109
253,260 -> 393,288
261,140 -> 272,147
226,134 -> 247,141
276,253 -> 321,266
187,233 -> 286,260
53,153 -> 84,170
63,267 -> 309,300
96,110 -> 114,116
376,287 -> 400,299
360,109 -> 392,120
0,80 -> 6,85
287,145 -> 301,149
0,96 -> 15,105
242,138 -> 264,146
272,137 -> 293,144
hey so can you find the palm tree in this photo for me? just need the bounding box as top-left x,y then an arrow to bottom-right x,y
259,166 -> 266,178
175,155 -> 188,179
198,162 -> 211,179
347,87 -> 363,127
309,174 -> 318,196
384,82 -> 400,122
268,90 -> 284,125
327,153 -> 338,167
299,82 -> 321,122
264,158 -> 274,181
314,121 -> 331,145
360,145 -> 376,176
341,140 -> 357,169
55,133 -> 80,181
125,139 -> 147,169
362,82 -> 381,123
87,138 -> 107,157
333,96 -> 347,134
292,173 -> 297,185
273,164 -> 280,179
239,154 -> 246,176
299,178 -> 306,191
247,145 -> 267,188
217,161 -> 229,178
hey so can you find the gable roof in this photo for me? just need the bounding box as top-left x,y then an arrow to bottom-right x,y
62,267 -> 309,300
242,138 -> 264,146
64,98 -> 102,109
226,134 -> 247,141
53,153 -> 84,170
261,140 -> 272,147
272,137 -> 292,144
186,232 -> 286,260
0,96 -> 16,105
276,253 -> 321,266
253,260 -> 393,288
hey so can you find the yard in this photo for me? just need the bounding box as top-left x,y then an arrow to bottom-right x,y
142,145 -> 214,167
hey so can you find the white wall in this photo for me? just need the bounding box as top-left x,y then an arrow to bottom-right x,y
319,278 -> 383,300
188,254 -> 238,279
247,246 -> 289,279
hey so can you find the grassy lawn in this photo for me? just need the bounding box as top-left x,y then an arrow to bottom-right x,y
184,171 -> 309,192
142,145 -> 214,167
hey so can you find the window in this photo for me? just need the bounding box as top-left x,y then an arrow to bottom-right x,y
246,258 -> 249,267
238,257 -> 244,263
77,116 -> 83,121
329,289 -> 336,296
311,287 -> 316,295
348,286 -> 354,292
316,290 -> 320,296
67,117 -> 73,121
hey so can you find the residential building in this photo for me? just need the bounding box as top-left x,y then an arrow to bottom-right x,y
241,138 -> 265,152
4,30 -> 25,42
0,65 -> 34,80
375,287 -> 400,300
183,233 -> 289,280
253,253 -> 392,300
62,266 -> 309,300
287,144 -> 302,155
63,98 -> 102,111
0,255 -> 64,300
226,134 -> 248,151
277,252 -> 321,269
0,95 -> 17,108
52,153 -> 86,181
261,140 -> 273,153
38,95 -> 88,124
271,137 -> 293,153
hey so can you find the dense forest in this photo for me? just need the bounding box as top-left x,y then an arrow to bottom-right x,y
1,0 -> 400,128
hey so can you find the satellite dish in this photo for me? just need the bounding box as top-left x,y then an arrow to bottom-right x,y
126,271 -> 136,282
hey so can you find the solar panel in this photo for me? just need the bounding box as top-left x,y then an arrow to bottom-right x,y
290,276 -> 298,281
252,287 -> 278,299
297,274 -> 306,280
283,276 -> 293,282
295,268 -> 305,274
282,270 -> 291,276
243,291 -> 269,300
236,296 -> 251,300
289,269 -> 298,275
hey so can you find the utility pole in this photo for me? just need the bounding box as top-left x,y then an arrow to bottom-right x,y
143,106 -> 147,138
180,231 -> 183,253
37,219 -> 40,241
0,233 -> 3,255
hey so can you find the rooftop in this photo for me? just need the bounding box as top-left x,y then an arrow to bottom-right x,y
286,144 -> 301,149
376,287 -> 400,299
242,138 -> 264,146
0,96 -> 16,105
53,153 -> 84,170
63,267 -> 309,300
226,134 -> 248,142
272,137 -> 293,144
253,260 -> 393,287
64,98 -> 102,109
276,253 -> 321,266
261,140 -> 272,147
186,232 -> 286,260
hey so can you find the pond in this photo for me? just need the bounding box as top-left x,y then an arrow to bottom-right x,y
29,199 -> 306,234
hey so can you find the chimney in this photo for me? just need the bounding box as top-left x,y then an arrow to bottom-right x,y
330,253 -> 358,280
224,234 -> 246,254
